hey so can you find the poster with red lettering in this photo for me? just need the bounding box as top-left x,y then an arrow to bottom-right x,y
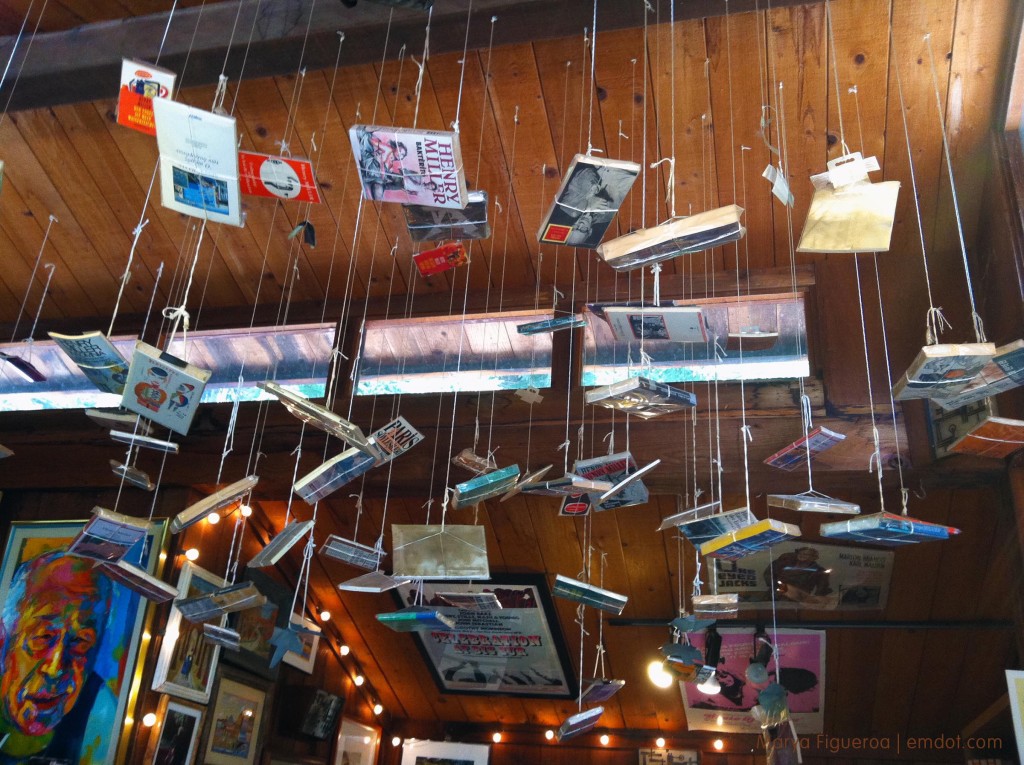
394,575 -> 576,698
238,151 -> 322,204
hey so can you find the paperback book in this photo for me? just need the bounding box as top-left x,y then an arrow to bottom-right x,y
349,124 -> 468,208
993,339 -> 1024,383
892,342 -> 996,402
413,242 -> 468,277
110,460 -> 155,491
259,381 -> 374,455
177,581 -> 267,623
376,606 -> 457,632
49,330 -> 130,394
927,399 -> 994,460
171,474 -> 259,533
538,154 -> 641,249
596,204 -> 745,271
336,571 -> 412,593
764,426 -> 846,471
657,499 -> 722,532
946,415 -> 1024,459
203,624 -> 242,650
595,459 -> 659,508
499,464 -> 554,503
391,524 -> 489,580
67,507 -> 152,564
0,351 -> 45,382
452,464 -> 521,508
563,451 -> 649,515
666,505 -> 755,547
516,315 -> 586,335
691,593 -> 740,618
556,707 -> 604,741
238,150 -> 321,203
552,574 -> 628,614
700,518 -> 802,561
586,376 -> 697,419
602,305 -> 708,343
520,473 -> 612,498
86,408 -> 152,435
110,429 -> 180,454
579,678 -> 625,703
932,340 -> 1024,409
121,340 -> 211,436
767,493 -> 861,514
436,592 -> 502,610
321,534 -> 384,570
153,98 -> 243,226
99,559 -> 178,603
797,179 -> 900,253
116,58 -> 175,136
405,189 -> 490,241
248,519 -> 314,568
368,416 -> 424,464
820,512 -> 960,545
451,448 -> 497,475
293,448 -> 376,504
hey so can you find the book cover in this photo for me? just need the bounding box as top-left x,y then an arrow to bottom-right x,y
579,678 -> 625,703
563,451 -> 649,515
67,507 -> 152,564
413,242 -> 468,277
405,189 -> 489,241
820,512 -> 959,545
99,559 -> 178,603
603,305 -> 708,343
796,180 -> 900,253
336,571 -> 412,593
369,416 -> 424,464
116,58 -> 175,136
948,416 -> 1024,459
928,399 -> 994,460
585,376 -> 697,419
892,343 -> 996,402
294,447 -> 376,505
391,524 -> 489,580
452,464 -> 521,508
436,591 -> 502,610
556,707 -> 604,741
248,519 -> 314,568
596,204 -> 745,271
516,315 -> 586,335
700,518 -> 802,560
767,493 -> 861,514
171,474 -> 259,533
993,339 -> 1024,382
259,380 -> 374,455
321,534 -> 384,570
110,429 -> 180,454
657,499 -> 723,532
86,408 -> 152,434
49,330 -> 131,394
0,350 -> 46,382
692,593 -> 740,618
595,459 -> 659,508
349,124 -> 468,208
451,448 -> 497,475
521,473 -> 612,497
121,340 -> 211,435
153,98 -> 243,226
538,154 -> 641,249
238,150 -> 321,203
177,581 -> 266,622
110,460 -> 155,491
552,574 -> 628,614
376,606 -> 457,632
673,506 -> 755,547
764,426 -> 846,471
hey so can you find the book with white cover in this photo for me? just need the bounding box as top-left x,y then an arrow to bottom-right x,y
177,581 -> 266,622
248,519 -> 314,568
67,507 -> 152,564
321,535 -> 384,570
153,98 -> 243,226
368,416 -> 424,463
86,408 -> 152,435
99,559 -> 177,603
586,377 -> 696,419
110,460 -> 155,491
565,452 -> 648,514
121,340 -> 211,435
171,474 -> 259,533
110,429 -> 180,454
596,204 -> 745,271
294,448 -> 376,505
602,305 -> 708,343
893,343 -> 996,402
258,380 -> 374,454
49,330 -> 130,395
337,571 -> 412,593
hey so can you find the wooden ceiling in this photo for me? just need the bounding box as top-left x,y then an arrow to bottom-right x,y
0,0 -> 1023,756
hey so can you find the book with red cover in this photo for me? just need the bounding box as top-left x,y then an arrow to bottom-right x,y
764,426 -> 845,471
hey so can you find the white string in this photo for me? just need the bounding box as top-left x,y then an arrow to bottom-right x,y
451,1 -> 474,134
585,0 -> 599,156
23,262 -> 54,344
824,1 -> 850,155
412,6 -> 433,130
108,217 -> 151,336
10,214 -> 56,343
853,256 -> 885,512
0,0 -> 49,130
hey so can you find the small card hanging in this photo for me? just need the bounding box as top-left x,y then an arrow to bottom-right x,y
413,242 -> 468,277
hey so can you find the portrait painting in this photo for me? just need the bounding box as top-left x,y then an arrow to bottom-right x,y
145,695 -> 205,765
204,675 -> 267,765
151,562 -> 226,703
0,519 -> 166,765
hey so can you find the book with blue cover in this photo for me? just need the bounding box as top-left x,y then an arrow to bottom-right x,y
294,448 -> 376,504
556,706 -> 604,741
700,518 -> 802,561
453,464 -> 521,508
820,512 -> 959,545
376,606 -> 457,632
552,574 -> 627,614
666,505 -> 754,547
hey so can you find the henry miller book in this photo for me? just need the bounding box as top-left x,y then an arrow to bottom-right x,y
117,58 -> 176,136
49,330 -> 131,395
538,154 -> 641,249
349,125 -> 468,209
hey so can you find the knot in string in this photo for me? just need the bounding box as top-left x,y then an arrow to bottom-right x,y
925,306 -> 951,345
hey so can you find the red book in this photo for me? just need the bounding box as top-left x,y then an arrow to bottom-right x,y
413,242 -> 468,276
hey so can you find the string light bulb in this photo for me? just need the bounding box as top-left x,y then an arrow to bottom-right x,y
373,703 -> 383,715
184,548 -> 200,561
340,644 -> 351,656
492,732 -> 502,744
545,730 -> 555,741
713,739 -> 724,751
319,609 -> 331,622
239,504 -> 252,518
600,734 -> 610,746
656,737 -> 666,748
647,659 -> 674,688
353,674 -> 365,686
392,737 -> 402,747
206,512 -> 220,525
142,713 -> 157,727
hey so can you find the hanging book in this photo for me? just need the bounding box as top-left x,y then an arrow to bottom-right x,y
177,581 -> 267,622
171,474 -> 259,533
248,519 -> 314,568
556,706 -> 604,741
86,408 -> 152,435
116,58 -> 176,136
203,624 -> 242,650
405,189 -> 490,241
727,327 -> 780,352
153,98 -> 243,226
336,570 -> 412,593
321,534 -> 385,570
436,591 -> 502,610
238,150 -> 321,203
258,381 -> 374,455
391,524 -> 489,580
516,315 -> 586,335
452,464 -> 521,508
567,451 -> 649,514
520,473 -> 612,498
538,154 -> 641,249
820,512 -> 960,546
294,448 -> 376,505
552,574 -> 627,615
892,343 -> 996,402
376,606 -> 457,632
946,415 -> 1024,459
928,398 -> 994,460
121,340 -> 211,435
0,444 -> 12,459
595,459 -> 659,508
349,124 -> 468,208
67,506 -> 152,564
658,500 -> 723,534
99,559 -> 178,603
670,614 -> 716,634
579,678 -> 625,703
700,518 -> 802,561
586,377 -> 696,419
596,204 -> 745,271
0,351 -> 45,382
762,164 -> 794,206
413,242 -> 468,277
994,339 -> 1024,382
691,593 -> 740,619
110,460 -> 155,491
452,448 -> 497,475
368,416 -> 425,463
931,340 -> 1024,410
764,426 -> 846,471
666,505 -> 754,547
110,429 -> 180,454
602,305 -> 708,343
49,330 -> 131,394
499,464 -> 554,502
767,492 -> 860,514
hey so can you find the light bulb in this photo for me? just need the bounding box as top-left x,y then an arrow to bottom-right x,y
353,674 -> 365,686
206,512 -> 220,525
697,675 -> 721,695
363,736 -> 371,745
545,730 -> 555,741
240,504 -> 252,518
340,644 -> 351,656
647,659 -> 674,689
492,732 -> 502,744
319,610 -> 331,622
373,703 -> 383,715
184,548 -> 200,561
142,713 -> 157,727
656,737 -> 666,748
713,739 -> 724,751
600,734 -> 610,746
392,737 -> 402,747
716,714 -> 724,726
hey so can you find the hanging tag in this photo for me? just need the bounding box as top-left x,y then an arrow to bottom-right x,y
826,151 -> 880,188
762,165 -> 794,207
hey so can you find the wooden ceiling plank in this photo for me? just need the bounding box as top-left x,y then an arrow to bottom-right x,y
0,219 -> 71,323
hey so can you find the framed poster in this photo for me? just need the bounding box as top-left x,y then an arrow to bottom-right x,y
1008,669 -> 1024,764
333,718 -> 380,765
395,574 -> 576,698
400,739 -> 489,765
282,612 -> 321,674
224,568 -> 292,679
680,628 -> 825,733
714,541 -> 893,610
638,750 -> 700,765
203,674 -> 269,765
152,561 -> 226,703
0,518 -> 167,765
144,695 -> 206,765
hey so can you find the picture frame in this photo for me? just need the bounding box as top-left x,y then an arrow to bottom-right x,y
0,518 -> 167,765
282,612 -> 321,674
300,689 -> 344,740
145,695 -> 206,765
400,739 -> 490,765
638,749 -> 701,764
203,672 -> 269,765
394,573 -> 577,698
333,718 -> 380,765
1008,669 -> 1024,764
223,567 -> 292,680
152,561 -> 227,703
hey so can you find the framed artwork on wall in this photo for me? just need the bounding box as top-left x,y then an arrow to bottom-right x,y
282,612 -> 321,674
203,673 -> 269,765
1008,669 -> 1024,764
400,739 -> 489,765
394,573 -> 576,698
332,718 -> 380,765
144,694 -> 206,765
223,568 -> 292,680
151,561 -> 227,703
0,518 -> 167,765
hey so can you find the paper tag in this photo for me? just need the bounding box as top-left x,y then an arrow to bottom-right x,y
826,152 -> 880,188
762,165 -> 794,206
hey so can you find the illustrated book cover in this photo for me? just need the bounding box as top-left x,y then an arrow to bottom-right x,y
67,506 -> 152,564
49,330 -> 130,395
171,474 -> 259,533
892,343 -> 996,402
700,518 -> 802,560
820,512 -> 960,545
294,447 -> 377,504
764,426 -> 846,471
117,58 -> 176,136
561,451 -> 649,515
120,340 -> 211,435
405,189 -> 489,241
946,415 -> 1024,459
602,305 -> 708,343
238,151 -> 321,203
667,505 -> 755,547
413,242 -> 468,276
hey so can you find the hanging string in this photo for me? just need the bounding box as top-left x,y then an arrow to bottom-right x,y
585,0 -> 599,155
451,1 -> 473,133
161,220 -> 208,354
9,214 -> 56,343
23,263 -> 55,344
411,6 -> 433,129
824,1 -> 850,156
591,552 -> 609,679
0,0 -> 49,130
108,217 -> 151,336
853,256 -> 886,513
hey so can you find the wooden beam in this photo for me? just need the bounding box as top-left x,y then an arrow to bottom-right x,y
0,0 -> 820,111
961,692 -> 1009,739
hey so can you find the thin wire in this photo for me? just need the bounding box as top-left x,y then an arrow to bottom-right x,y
824,0 -> 849,154
0,0 -> 49,129
452,0 -> 474,133
853,256 -> 886,513
585,0 -> 599,155
9,215 -> 56,343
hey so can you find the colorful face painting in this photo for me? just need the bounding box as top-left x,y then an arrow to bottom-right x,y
0,521 -> 164,765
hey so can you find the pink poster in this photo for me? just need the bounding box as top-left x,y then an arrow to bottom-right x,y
680,628 -> 824,733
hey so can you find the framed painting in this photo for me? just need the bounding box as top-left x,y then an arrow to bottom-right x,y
223,568 -> 292,680
394,574 -> 576,698
203,673 -> 269,765
282,612 -> 321,674
152,561 -> 226,703
332,718 -> 380,765
144,695 -> 206,765
0,518 -> 167,765
400,739 -> 489,765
